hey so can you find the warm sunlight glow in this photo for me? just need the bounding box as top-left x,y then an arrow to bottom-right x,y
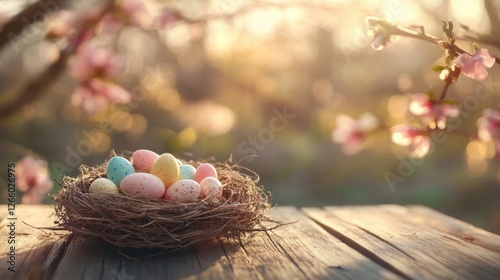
450,0 -> 488,31
387,95 -> 408,119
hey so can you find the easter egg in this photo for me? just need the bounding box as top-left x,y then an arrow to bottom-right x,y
150,153 -> 179,188
200,177 -> 223,199
132,149 -> 159,173
176,158 -> 183,166
107,156 -> 135,186
179,164 -> 196,180
164,179 -> 201,202
89,178 -> 119,194
120,173 -> 165,199
194,163 -> 217,183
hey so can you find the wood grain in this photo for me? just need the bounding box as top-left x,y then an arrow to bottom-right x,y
1,204 -> 500,280
323,206 -> 500,280
0,205 -> 64,280
389,204 -> 500,254
266,207 -> 401,280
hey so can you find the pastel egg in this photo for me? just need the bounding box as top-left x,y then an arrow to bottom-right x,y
132,149 -> 159,173
89,178 -> 119,194
200,177 -> 223,199
164,179 -> 201,202
150,153 -> 179,188
120,173 -> 165,199
176,158 -> 183,166
179,164 -> 196,180
107,156 -> 135,186
194,163 -> 217,183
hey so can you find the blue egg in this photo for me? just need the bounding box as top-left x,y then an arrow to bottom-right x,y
106,156 -> 135,186
179,164 -> 196,180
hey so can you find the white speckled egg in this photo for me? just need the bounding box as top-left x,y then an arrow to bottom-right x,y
120,173 -> 165,199
132,149 -> 159,173
150,153 -> 180,188
194,163 -> 217,183
164,179 -> 201,202
200,177 -> 223,199
89,178 -> 119,194
107,156 -> 135,186
179,164 -> 196,180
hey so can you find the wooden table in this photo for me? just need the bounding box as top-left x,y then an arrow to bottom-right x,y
1,205 -> 500,280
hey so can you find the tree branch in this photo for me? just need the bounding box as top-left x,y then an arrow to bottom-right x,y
382,22 -> 500,65
0,0 -> 69,50
0,0 -> 115,123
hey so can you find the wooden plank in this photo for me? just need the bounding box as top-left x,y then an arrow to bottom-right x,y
263,207 -> 402,280
220,237 -> 266,280
324,206 -> 500,280
384,204 -> 500,254
194,239 -> 240,279
0,205 -> 63,280
49,237 -> 109,280
303,207 -> 441,279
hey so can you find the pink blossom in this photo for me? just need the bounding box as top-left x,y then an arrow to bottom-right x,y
478,109 -> 500,160
477,108 -> 500,142
370,32 -> 390,50
437,40 -> 446,50
16,156 -> 53,204
391,124 -> 431,158
409,93 -> 459,129
71,78 -> 131,115
332,113 -> 378,155
455,48 -> 496,81
69,44 -> 127,80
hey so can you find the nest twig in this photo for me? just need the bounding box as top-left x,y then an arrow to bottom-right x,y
51,157 -> 281,250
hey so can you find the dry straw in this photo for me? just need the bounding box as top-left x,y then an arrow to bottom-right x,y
52,154 -> 281,250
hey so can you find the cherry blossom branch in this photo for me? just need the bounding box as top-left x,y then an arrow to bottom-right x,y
0,0 -> 69,50
380,22 -> 500,66
438,79 -> 452,101
0,0 -> 114,122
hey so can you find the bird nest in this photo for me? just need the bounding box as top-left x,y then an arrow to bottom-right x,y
52,155 -> 280,250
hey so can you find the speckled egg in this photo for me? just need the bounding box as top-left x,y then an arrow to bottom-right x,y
89,178 -> 119,194
120,173 -> 165,199
179,164 -> 196,180
194,163 -> 218,183
107,156 -> 135,186
200,177 -> 223,199
132,149 -> 159,173
176,158 -> 183,166
150,153 -> 179,188
164,179 -> 201,202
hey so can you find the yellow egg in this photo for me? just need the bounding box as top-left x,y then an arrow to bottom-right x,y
89,178 -> 119,194
150,153 -> 180,188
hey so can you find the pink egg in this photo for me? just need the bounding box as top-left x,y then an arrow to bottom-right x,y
200,177 -> 223,199
132,149 -> 159,173
194,163 -> 217,183
164,179 -> 201,202
120,173 -> 165,199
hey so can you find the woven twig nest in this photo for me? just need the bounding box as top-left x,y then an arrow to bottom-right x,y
52,155 -> 279,250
